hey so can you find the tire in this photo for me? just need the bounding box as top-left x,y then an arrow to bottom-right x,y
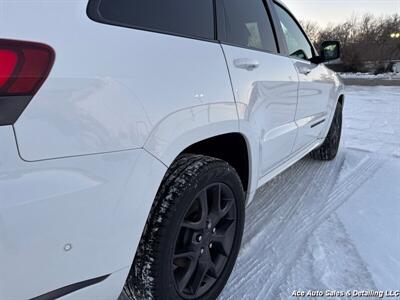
310,102 -> 343,161
123,154 -> 245,300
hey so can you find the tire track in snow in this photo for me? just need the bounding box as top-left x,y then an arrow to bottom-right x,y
244,159 -> 310,240
278,213 -> 377,300
259,156 -> 383,299
251,156 -> 346,300
221,155 -> 344,300
230,158 -> 334,289
220,152 -> 383,300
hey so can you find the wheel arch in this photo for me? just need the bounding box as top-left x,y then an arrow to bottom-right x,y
182,133 -> 250,193
143,102 -> 256,197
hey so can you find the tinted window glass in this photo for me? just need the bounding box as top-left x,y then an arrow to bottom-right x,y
274,4 -> 313,60
88,0 -> 214,40
217,0 -> 277,52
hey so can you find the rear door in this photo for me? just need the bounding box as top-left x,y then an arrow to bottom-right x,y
272,2 -> 335,152
217,0 -> 299,176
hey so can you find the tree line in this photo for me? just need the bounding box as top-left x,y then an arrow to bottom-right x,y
301,14 -> 400,72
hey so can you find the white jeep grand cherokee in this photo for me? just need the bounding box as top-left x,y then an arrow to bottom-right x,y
0,0 -> 344,299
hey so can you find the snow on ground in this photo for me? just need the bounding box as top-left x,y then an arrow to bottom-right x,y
339,73 -> 400,81
221,86 -> 400,300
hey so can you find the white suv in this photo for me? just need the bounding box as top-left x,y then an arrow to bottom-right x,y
0,0 -> 344,299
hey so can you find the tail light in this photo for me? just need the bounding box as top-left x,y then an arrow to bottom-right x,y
0,39 -> 55,125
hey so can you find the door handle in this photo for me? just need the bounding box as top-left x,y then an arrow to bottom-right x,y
234,58 -> 260,71
298,66 -> 312,75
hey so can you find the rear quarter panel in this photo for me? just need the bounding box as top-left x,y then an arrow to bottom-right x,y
1,0 -> 236,162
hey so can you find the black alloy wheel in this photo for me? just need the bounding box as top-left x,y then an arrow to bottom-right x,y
173,183 -> 237,299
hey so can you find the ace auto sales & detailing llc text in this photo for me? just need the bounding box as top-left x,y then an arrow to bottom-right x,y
292,290 -> 400,298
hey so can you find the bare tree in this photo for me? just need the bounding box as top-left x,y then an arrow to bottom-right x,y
299,20 -> 320,46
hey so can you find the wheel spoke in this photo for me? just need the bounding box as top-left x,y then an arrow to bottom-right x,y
198,189 -> 209,227
220,199 -> 234,219
209,258 -> 220,279
173,250 -> 197,261
181,190 -> 208,230
173,250 -> 197,272
209,198 -> 235,227
190,261 -> 209,295
181,220 -> 204,230
208,184 -> 224,226
208,184 -> 222,213
212,220 -> 235,256
207,257 -> 224,278
175,253 -> 198,293
208,184 -> 236,226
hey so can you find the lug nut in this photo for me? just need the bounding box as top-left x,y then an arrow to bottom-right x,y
64,243 -> 72,252
207,222 -> 212,229
212,228 -> 216,234
200,248 -> 204,255
197,235 -> 202,242
209,243 -> 213,249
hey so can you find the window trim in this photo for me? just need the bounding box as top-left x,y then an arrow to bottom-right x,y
262,0 -> 281,54
86,0 -> 313,60
271,0 -> 317,63
219,41 -> 280,56
215,0 -> 281,55
86,0 -> 219,44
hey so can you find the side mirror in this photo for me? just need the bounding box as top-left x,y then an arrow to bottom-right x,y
320,41 -> 341,62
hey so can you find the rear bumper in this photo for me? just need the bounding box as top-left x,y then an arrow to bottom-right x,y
0,126 -> 167,300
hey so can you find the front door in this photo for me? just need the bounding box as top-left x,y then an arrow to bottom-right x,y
273,2 -> 334,151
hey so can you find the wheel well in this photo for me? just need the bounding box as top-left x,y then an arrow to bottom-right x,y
182,133 -> 250,192
338,94 -> 344,106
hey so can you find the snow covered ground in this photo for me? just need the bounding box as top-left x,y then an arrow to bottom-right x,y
220,86 -> 400,300
339,73 -> 400,81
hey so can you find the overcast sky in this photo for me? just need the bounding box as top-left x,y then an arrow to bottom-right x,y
282,0 -> 400,27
